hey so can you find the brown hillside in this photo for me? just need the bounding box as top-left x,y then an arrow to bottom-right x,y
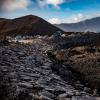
0,15 -> 63,37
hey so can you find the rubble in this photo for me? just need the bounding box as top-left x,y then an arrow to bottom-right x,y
0,37 -> 97,100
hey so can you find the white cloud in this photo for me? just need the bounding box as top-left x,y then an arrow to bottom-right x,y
48,14 -> 88,24
66,13 -> 100,23
48,18 -> 61,24
91,13 -> 100,18
0,0 -> 75,12
46,0 -> 64,8
1,0 -> 31,12
37,0 -> 65,8
66,13 -> 87,23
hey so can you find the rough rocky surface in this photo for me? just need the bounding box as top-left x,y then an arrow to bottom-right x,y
50,33 -> 100,96
0,37 -> 96,100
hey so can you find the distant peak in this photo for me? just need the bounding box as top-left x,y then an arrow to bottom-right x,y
13,15 -> 40,20
23,14 -> 37,17
20,15 -> 39,18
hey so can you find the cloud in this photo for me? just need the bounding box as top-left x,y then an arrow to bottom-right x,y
0,0 -> 75,13
66,13 -> 100,23
91,13 -> 100,18
37,0 -> 65,8
0,0 -> 30,12
48,18 -> 61,24
48,13 -> 87,24
66,13 -> 87,23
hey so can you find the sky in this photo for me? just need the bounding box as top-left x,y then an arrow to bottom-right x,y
0,0 -> 100,24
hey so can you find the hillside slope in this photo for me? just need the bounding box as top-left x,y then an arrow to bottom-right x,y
55,17 -> 100,32
0,15 -> 63,37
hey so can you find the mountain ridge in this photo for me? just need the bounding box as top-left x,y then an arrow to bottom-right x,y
55,16 -> 100,32
0,15 -> 63,37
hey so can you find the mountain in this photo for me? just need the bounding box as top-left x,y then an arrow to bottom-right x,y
0,18 -> 8,22
55,17 -> 100,32
0,15 -> 63,37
